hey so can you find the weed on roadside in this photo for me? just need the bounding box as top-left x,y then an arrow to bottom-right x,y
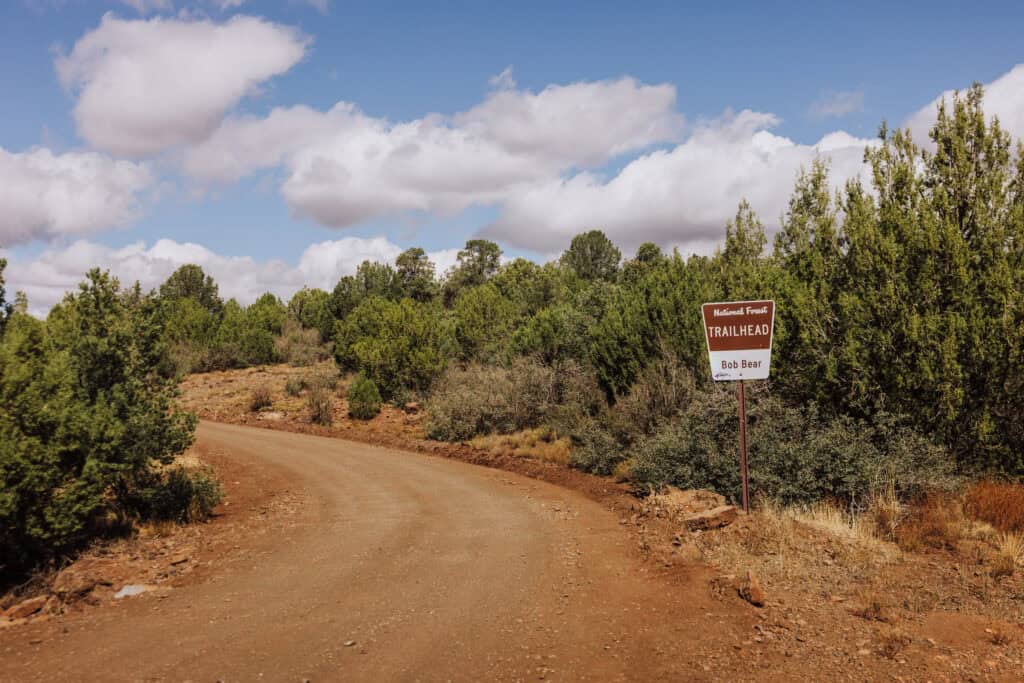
250,385 -> 273,412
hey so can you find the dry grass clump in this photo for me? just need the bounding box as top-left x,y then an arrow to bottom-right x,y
892,492 -> 962,551
307,387 -> 333,426
697,499 -> 898,591
274,319 -> 331,367
877,625 -> 912,658
866,485 -> 902,541
308,366 -> 340,392
249,385 -> 273,411
990,533 -> 1023,579
989,627 -> 1015,646
965,480 -> 1024,533
470,427 -> 571,465
851,585 -> 894,623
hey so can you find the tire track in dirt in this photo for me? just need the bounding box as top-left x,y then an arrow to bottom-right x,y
1,421 -> 748,682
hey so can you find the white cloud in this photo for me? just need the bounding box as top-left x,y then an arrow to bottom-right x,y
484,109 -> 875,254
3,237 -> 457,314
55,14 -> 309,157
454,77 -> 682,168
0,146 -> 152,247
184,77 -> 683,227
809,89 -> 864,119
905,64 -> 1024,147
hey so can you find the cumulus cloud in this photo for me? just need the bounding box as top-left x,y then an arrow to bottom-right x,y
3,237 -> 457,314
0,146 -> 152,247
905,64 -> 1024,147
809,89 -> 864,119
55,13 -> 309,157
484,110 -> 875,254
184,77 -> 683,226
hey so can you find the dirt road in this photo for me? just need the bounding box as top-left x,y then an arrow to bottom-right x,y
1,422 -> 756,682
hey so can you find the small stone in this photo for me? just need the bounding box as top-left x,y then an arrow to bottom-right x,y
5,596 -> 47,619
114,584 -> 151,599
738,571 -> 766,607
343,640 -> 356,647
683,505 -> 739,531
169,554 -> 190,566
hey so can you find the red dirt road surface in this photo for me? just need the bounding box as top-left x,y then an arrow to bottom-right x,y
1,422 -> 757,682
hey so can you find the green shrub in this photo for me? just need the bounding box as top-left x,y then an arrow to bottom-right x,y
607,350 -> 695,442
426,364 -> 513,440
250,385 -> 272,411
308,387 -> 333,425
626,385 -> 956,505
117,467 -> 222,524
347,375 -> 382,420
0,270 -> 196,575
285,375 -> 308,396
568,417 -> 625,476
334,297 -> 453,399
426,358 -> 600,441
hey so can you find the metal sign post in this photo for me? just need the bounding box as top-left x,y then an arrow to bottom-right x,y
738,379 -> 749,513
701,300 -> 775,513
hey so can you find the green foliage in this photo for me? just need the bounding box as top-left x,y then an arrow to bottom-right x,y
443,239 -> 502,304
561,229 -> 622,281
426,359 -> 600,442
287,287 -> 334,341
452,283 -> 517,361
347,374 -> 383,420
335,297 -> 452,400
329,260 -> 404,323
285,374 -> 308,396
511,303 -> 588,365
208,296 -> 285,369
159,264 -> 223,315
0,270 -> 196,573
491,259 -> 569,317
116,467 -> 222,524
628,386 -> 956,505
395,248 -> 439,303
0,258 -> 10,337
568,420 -> 625,475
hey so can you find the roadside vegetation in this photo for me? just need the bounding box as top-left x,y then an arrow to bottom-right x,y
0,269 -> 218,584
2,86 -> 1023,590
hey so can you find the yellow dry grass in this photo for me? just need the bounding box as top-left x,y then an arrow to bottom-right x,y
470,428 -> 572,465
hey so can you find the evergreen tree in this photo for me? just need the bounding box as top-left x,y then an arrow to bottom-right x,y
561,230 -> 622,281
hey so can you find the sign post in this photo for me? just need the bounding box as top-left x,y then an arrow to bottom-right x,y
700,300 -> 776,513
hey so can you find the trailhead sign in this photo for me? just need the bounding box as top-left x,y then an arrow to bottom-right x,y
701,300 -> 776,381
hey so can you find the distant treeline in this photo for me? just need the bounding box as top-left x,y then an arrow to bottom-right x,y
1,86 -> 1021,575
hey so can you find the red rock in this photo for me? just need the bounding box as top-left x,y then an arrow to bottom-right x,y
683,505 -> 739,531
5,595 -> 47,619
739,572 -> 766,607
52,558 -> 116,599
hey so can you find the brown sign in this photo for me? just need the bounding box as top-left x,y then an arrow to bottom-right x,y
701,300 -> 775,381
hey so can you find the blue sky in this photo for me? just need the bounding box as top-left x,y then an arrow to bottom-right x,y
2,0 -> 1023,309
